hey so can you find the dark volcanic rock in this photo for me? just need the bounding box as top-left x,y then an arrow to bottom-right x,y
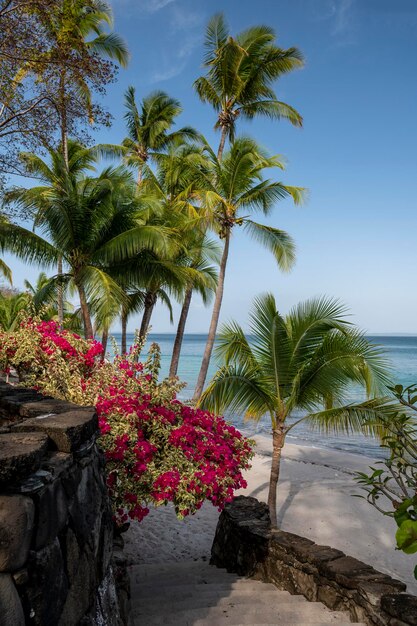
25,537 -> 68,626
382,593 -> 417,625
13,410 -> 97,452
0,573 -> 25,625
211,496 -> 415,626
0,495 -> 34,571
17,398 -> 80,418
0,432 -> 48,487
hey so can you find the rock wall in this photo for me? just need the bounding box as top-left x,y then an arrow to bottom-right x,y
211,496 -> 417,626
0,382 -> 128,626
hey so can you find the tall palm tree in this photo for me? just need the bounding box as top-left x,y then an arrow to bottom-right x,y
102,86 -> 199,185
192,137 -> 304,401
200,294 -> 394,527
169,233 -> 219,379
16,0 -> 129,323
0,141 -> 170,338
20,0 -> 130,166
194,13 -> 304,159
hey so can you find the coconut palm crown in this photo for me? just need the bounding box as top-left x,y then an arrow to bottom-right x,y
194,13 -> 304,158
200,294 -> 395,526
192,136 -> 304,400
120,87 -> 199,183
0,140 -> 171,339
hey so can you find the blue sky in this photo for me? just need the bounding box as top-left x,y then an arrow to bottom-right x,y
6,0 -> 417,333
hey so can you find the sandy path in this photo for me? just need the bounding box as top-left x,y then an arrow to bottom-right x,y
124,436 -> 417,594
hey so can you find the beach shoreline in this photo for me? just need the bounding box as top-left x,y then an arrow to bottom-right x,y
125,436 -> 417,594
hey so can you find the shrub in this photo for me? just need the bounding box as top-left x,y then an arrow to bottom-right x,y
0,318 -> 253,526
355,384 -> 417,581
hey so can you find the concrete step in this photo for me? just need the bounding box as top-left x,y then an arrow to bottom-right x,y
132,617 -> 360,626
133,593 -> 312,612
130,561 -> 366,626
133,605 -> 352,625
132,582 -> 302,598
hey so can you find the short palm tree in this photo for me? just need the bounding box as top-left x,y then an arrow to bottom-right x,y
192,137 -> 304,400
200,294 -> 394,527
0,290 -> 30,331
0,259 -> 12,285
194,13 -> 304,158
24,271 -> 75,322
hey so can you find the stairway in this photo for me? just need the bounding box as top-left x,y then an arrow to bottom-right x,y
129,560 -> 366,626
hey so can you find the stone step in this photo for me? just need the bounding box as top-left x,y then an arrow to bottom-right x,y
130,561 -> 366,626
131,618 -> 360,626
129,561 -> 227,577
133,592 -> 310,612
130,569 -> 241,586
132,581 -> 294,597
133,605 -> 351,625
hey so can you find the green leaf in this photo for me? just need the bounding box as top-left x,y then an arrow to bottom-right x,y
396,520 -> 417,554
394,499 -> 417,527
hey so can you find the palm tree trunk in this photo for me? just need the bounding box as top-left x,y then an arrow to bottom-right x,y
217,126 -> 228,161
57,256 -> 64,326
121,308 -> 128,354
77,282 -> 94,340
138,291 -> 157,341
57,74 -> 68,327
101,327 -> 108,360
268,426 -> 285,528
193,231 -> 230,401
169,286 -> 193,378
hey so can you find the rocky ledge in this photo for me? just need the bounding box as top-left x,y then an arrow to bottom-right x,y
0,383 -> 130,626
211,495 -> 417,626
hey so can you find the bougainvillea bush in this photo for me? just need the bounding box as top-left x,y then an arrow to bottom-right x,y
0,318 -> 253,526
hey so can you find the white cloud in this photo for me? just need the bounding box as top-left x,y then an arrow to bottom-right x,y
150,63 -> 186,83
331,0 -> 355,35
112,0 -> 175,13
142,0 -> 175,12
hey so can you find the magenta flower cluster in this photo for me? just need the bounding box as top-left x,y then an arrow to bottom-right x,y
0,319 -> 253,527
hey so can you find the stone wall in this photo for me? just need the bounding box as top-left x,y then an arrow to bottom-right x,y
211,496 -> 417,626
0,381 -> 129,626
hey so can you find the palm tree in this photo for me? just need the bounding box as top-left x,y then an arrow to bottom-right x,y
20,0 -> 130,166
101,86 -> 199,185
0,141 -> 170,339
194,13 -> 304,159
169,233 -> 219,378
16,0 -> 129,323
0,289 -> 30,331
200,294 -> 394,527
191,137 -> 304,401
0,258 -> 12,285
24,271 -> 70,317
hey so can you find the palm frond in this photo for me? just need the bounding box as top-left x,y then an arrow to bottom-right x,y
243,220 -> 296,271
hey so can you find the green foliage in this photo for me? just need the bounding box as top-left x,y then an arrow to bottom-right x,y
0,317 -> 253,525
1,141 -> 175,336
355,386 -> 417,580
194,13 -> 304,148
201,293 -> 393,429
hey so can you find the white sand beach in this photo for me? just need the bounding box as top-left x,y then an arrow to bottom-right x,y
125,435 -> 417,594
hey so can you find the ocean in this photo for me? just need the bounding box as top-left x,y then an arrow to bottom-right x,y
112,333 -> 417,459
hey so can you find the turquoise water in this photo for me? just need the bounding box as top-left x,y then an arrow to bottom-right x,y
112,333 -> 417,459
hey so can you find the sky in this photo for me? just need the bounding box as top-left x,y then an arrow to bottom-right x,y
5,0 -> 417,333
